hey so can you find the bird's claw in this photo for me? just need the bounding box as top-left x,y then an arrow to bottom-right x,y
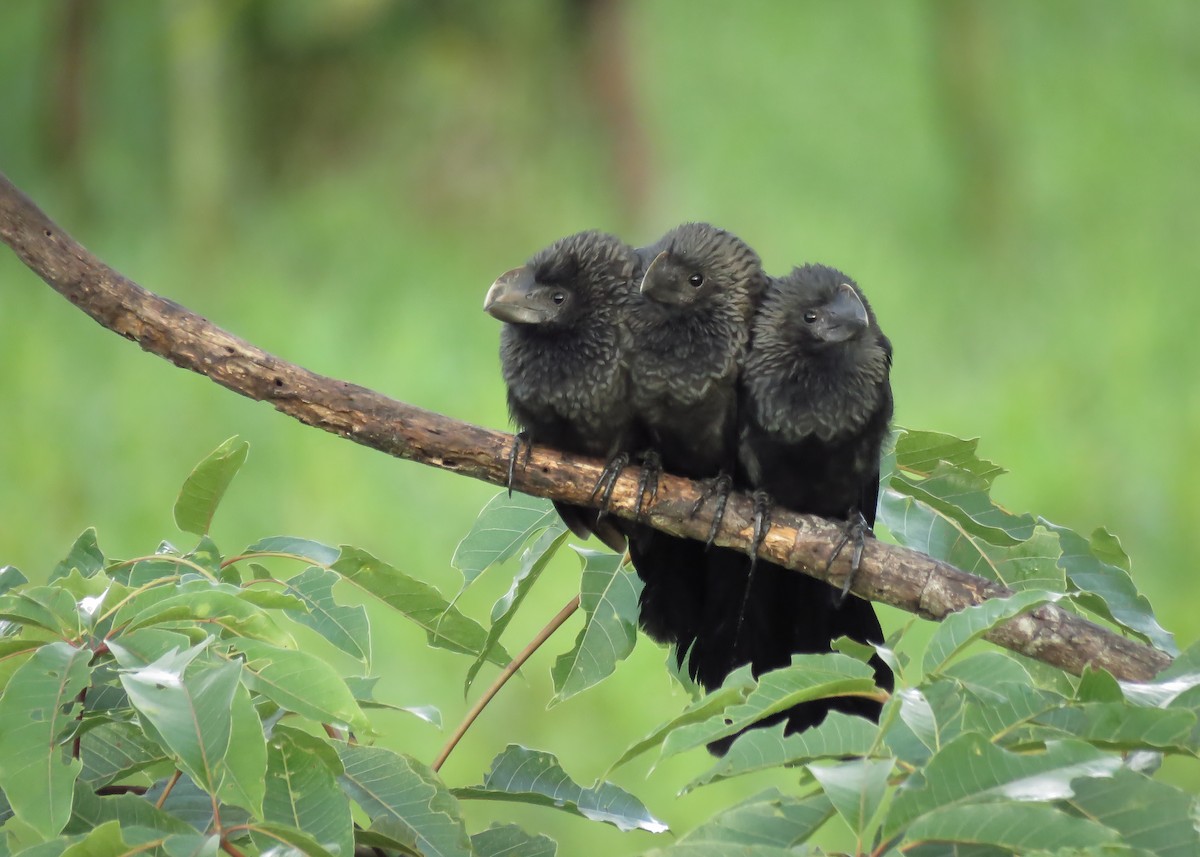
507,432 -> 532,497
690,472 -> 733,549
749,490 -> 773,561
591,451 -> 631,517
634,451 -> 661,522
827,509 -> 871,603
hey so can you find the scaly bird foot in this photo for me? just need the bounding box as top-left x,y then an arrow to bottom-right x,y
689,472 -> 734,549
749,490 -> 773,561
507,431 -> 532,497
826,509 -> 871,603
591,451 -> 631,519
634,451 -> 661,522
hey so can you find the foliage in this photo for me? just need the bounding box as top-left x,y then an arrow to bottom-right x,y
0,433 -> 1196,857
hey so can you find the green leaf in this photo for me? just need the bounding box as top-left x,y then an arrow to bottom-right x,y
470,825 -> 557,857
686,712 -> 881,791
263,727 -> 352,857
1044,520 -> 1176,654
0,587 -> 83,637
216,681 -> 268,815
334,546 -> 508,664
466,528 -> 569,693
662,654 -> 880,758
242,536 -> 341,567
923,589 -> 1060,675
0,565 -> 29,596
959,682 -> 1061,743
112,640 -> 241,793
890,430 -> 1035,545
905,801 -> 1117,851
337,743 -> 472,857
0,642 -> 91,837
50,530 -> 105,582
549,549 -> 641,705
66,784 -> 195,836
451,492 -> 564,588
249,823 -> 338,857
1063,768 -> 1199,857
651,789 -> 834,853
78,720 -> 168,787
1034,702 -> 1196,753
610,668 -> 757,772
282,566 -> 371,664
58,821 -> 133,857
144,773 -> 249,832
809,757 -> 893,835
173,437 -> 249,537
122,584 -> 292,647
456,745 -> 667,834
885,734 -> 1123,838
231,637 -> 371,733
881,492 -> 1065,592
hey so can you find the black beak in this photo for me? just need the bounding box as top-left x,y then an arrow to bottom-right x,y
484,266 -> 548,324
815,283 -> 869,342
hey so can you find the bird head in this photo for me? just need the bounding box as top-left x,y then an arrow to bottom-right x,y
639,222 -> 765,311
484,266 -> 567,325
765,264 -> 878,352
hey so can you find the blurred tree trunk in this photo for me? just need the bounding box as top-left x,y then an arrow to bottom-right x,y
929,1 -> 1011,249
45,0 -> 95,215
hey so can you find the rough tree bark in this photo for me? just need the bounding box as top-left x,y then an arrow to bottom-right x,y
0,171 -> 1172,683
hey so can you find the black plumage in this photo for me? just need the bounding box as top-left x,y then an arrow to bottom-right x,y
623,223 -> 766,688
484,230 -> 641,551
736,262 -> 896,728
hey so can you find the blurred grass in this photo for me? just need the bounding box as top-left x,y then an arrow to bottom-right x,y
2,0 -> 1198,849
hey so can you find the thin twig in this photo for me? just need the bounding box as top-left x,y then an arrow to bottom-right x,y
432,595 -> 581,772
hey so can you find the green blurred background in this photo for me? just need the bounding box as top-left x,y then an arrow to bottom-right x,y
2,0 -> 1198,848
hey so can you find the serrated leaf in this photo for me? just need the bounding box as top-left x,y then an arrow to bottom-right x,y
281,566 -> 371,664
905,801 -> 1116,851
656,789 -> 834,853
939,651 -> 1035,692
174,437 -> 249,536
661,654 -> 879,758
334,546 -> 508,664
881,492 -> 1065,591
216,681 -> 267,815
1034,702 -> 1196,753
891,430 -> 1035,545
457,745 -> 667,834
959,682 -> 1061,743
0,642 -> 91,837
263,727 -> 352,857
230,637 -> 370,733
112,640 -> 241,793
50,530 -> 105,582
686,712 -> 881,791
470,824 -> 557,857
466,528 -> 568,693
885,734 -> 1122,838
809,757 -> 894,835
144,773 -> 250,832
337,743 -> 472,857
549,549 -> 640,705
923,589 -> 1060,675
1043,520 -> 1176,654
1063,768 -> 1199,857
249,823 -> 338,857
78,720 -> 168,787
452,492 -> 564,588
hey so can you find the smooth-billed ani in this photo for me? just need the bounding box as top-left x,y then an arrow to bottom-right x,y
737,262 -> 895,727
484,230 -> 641,551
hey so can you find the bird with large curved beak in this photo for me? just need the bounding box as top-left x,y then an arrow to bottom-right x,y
484,266 -> 561,325
639,250 -> 702,306
812,282 -> 870,343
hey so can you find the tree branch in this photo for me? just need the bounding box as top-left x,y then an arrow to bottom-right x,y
0,171 -> 1171,682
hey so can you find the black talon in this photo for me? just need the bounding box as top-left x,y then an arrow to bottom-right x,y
507,432 -> 532,497
749,490 -> 773,561
689,473 -> 733,549
826,509 -> 870,603
634,451 -> 661,521
591,451 -> 631,518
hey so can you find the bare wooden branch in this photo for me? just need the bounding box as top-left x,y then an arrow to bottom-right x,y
0,171 -> 1172,682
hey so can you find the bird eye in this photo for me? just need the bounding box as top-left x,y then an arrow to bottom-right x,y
688,273 -> 704,288
803,310 -> 818,324
552,292 -> 566,305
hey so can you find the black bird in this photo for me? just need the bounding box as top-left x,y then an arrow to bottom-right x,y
737,262 -> 895,728
623,222 -> 767,688
484,230 -> 641,552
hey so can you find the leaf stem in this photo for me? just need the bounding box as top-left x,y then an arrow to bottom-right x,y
432,595 -> 581,772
